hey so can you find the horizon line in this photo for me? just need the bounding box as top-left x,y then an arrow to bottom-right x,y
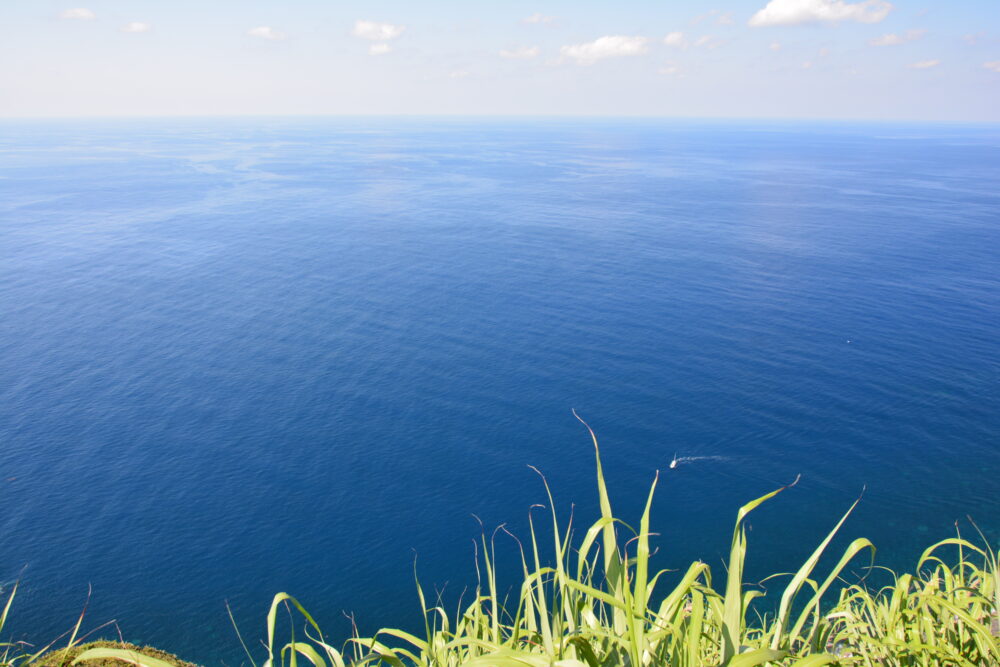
2,112 -> 999,126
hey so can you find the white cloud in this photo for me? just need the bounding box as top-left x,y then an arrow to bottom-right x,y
522,13 -> 555,25
694,35 -> 714,48
59,8 -> 95,20
802,60 -> 814,68
659,63 -> 681,75
369,43 -> 391,55
449,70 -> 471,79
663,31 -> 688,48
247,26 -> 285,40
963,32 -> 985,46
770,41 -> 783,50
749,0 -> 892,27
120,22 -> 151,33
716,12 -> 736,25
984,61 -> 1000,73
908,59 -> 940,69
560,35 -> 649,65
818,47 -> 830,57
352,20 -> 405,41
500,46 -> 541,59
870,28 -> 925,46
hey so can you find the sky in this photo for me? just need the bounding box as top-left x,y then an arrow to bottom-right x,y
2,0 -> 999,121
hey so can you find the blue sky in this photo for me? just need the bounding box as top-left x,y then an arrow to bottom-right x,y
2,0 -> 999,120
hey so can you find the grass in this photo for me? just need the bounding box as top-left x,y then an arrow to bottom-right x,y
3,414 -> 999,666
251,413 -> 999,667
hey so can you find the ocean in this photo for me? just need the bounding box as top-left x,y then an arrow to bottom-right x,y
1,117 -> 998,664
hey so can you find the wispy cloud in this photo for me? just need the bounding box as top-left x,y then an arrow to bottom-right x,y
983,61 -> 1000,73
369,43 -> 392,55
908,59 -> 940,69
499,46 -> 541,59
449,70 -> 471,79
120,22 -> 151,33
560,35 -> 649,65
352,20 -> 405,41
870,28 -> 925,46
694,35 -> 722,49
693,9 -> 735,25
659,63 -> 681,75
749,0 -> 892,27
770,41 -> 783,51
522,13 -> 555,25
663,31 -> 688,49
247,26 -> 285,40
59,8 -> 95,20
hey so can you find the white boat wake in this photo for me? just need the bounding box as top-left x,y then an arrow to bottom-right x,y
669,454 -> 731,469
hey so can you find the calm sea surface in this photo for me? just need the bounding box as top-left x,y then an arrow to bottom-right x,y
1,118 -> 998,663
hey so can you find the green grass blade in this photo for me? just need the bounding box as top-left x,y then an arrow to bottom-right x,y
71,647 -> 177,667
770,496 -> 863,650
726,647 -> 788,667
722,476 -> 799,662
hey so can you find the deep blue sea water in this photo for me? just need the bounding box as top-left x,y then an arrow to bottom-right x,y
1,118 -> 998,664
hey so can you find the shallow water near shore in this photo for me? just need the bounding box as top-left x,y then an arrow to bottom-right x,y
1,117 -> 998,664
